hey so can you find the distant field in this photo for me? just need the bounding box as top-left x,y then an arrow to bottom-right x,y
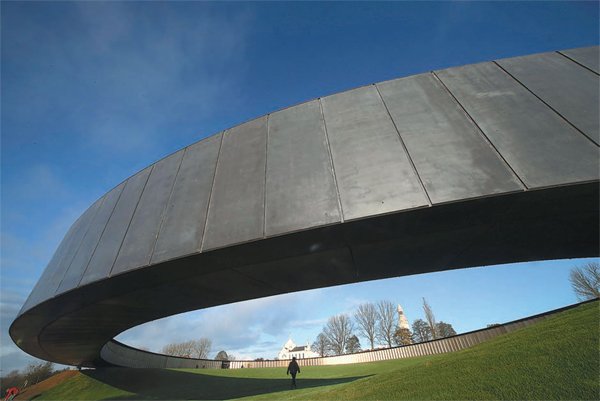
20,301 -> 599,400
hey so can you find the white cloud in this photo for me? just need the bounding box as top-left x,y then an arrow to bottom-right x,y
11,164 -> 72,201
116,291 -> 330,359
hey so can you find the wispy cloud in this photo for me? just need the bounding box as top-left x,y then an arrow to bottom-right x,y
11,164 -> 72,201
3,2 -> 252,155
116,291 -> 327,359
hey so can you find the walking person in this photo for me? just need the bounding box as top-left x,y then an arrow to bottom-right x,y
287,357 -> 300,389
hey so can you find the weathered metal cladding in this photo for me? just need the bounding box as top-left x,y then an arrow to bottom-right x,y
203,117 -> 267,251
496,51 -> 600,145
81,167 -> 152,285
112,150 -> 185,276
12,47 -> 600,368
266,100 -> 340,235
20,209 -> 90,312
320,85 -> 427,220
435,62 -> 599,188
377,73 -> 524,204
559,46 -> 600,74
34,197 -> 103,303
57,182 -> 126,294
152,134 -> 222,264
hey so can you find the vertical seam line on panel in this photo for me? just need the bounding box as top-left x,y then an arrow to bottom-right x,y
556,50 -> 600,76
52,222 -> 90,294
263,114 -> 270,238
374,83 -> 433,206
318,98 -> 345,222
109,166 -> 154,277
348,245 -> 359,278
77,182 -> 126,287
431,71 -> 530,190
493,60 -> 599,147
200,130 -> 226,253
55,196 -> 106,294
149,148 -> 187,264
38,224 -> 80,302
43,202 -> 104,301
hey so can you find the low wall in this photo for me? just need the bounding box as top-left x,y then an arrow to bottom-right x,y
100,299 -> 596,369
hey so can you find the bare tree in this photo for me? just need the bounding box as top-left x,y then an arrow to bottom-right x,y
569,262 -> 600,301
422,297 -> 438,340
354,302 -> 379,350
376,300 -> 398,347
191,337 -> 212,359
312,333 -> 331,357
162,340 -> 195,357
323,314 -> 355,355
161,338 -> 212,359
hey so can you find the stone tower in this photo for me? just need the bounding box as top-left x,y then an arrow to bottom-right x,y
397,303 -> 410,330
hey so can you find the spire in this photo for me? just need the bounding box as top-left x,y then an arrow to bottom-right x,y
397,302 -> 410,330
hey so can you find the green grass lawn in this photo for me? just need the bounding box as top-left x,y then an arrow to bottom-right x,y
31,301 -> 599,401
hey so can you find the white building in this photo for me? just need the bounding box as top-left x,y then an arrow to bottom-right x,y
277,336 -> 318,360
398,303 -> 410,330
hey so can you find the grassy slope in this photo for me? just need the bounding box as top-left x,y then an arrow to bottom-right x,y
243,301 -> 599,401
32,357 -> 432,400
33,301 -> 598,401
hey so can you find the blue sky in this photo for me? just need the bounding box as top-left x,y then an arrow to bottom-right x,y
1,1 -> 598,372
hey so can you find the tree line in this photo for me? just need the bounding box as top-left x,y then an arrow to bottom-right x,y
0,361 -> 68,395
159,338 -> 239,361
139,261 -> 600,362
160,338 -> 213,359
312,297 -> 457,357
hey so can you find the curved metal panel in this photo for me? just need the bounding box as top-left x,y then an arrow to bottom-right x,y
435,62 -> 599,188
81,167 -> 152,285
320,85 -> 428,219
36,198 -> 103,302
266,100 -> 340,235
152,134 -> 222,264
20,214 -> 86,312
112,150 -> 184,275
377,73 -> 524,203
559,46 -> 600,74
497,51 -> 600,145
57,182 -> 126,293
203,117 -> 267,251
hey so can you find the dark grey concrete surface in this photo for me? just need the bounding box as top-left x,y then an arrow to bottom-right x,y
10,46 -> 599,368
